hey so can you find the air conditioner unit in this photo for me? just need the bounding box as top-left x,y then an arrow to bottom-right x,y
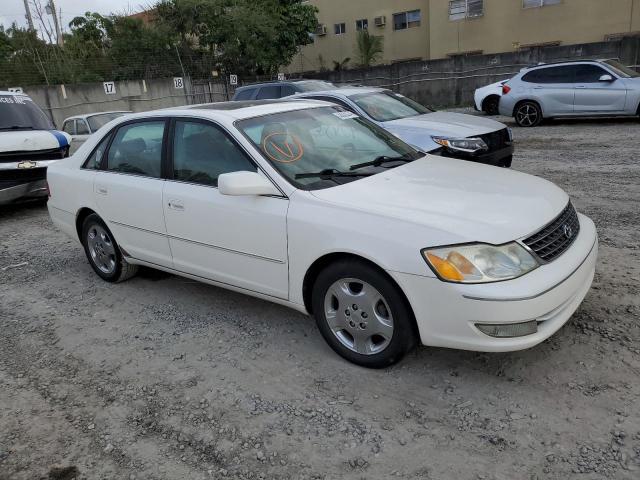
374,16 -> 386,27
315,24 -> 327,35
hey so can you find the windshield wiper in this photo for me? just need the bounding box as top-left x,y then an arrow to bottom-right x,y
0,125 -> 35,131
349,155 -> 415,171
295,168 -> 374,180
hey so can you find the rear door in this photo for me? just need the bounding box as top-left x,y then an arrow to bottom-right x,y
523,65 -> 577,116
573,64 -> 627,113
94,118 -> 172,266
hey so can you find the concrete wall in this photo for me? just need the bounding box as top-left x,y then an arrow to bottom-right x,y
307,37 -> 640,108
15,77 -> 228,129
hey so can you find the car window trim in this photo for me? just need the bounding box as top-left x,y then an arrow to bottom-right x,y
166,116 -> 288,198
100,117 -> 170,179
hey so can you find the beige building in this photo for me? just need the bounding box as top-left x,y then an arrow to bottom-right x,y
287,0 -> 640,73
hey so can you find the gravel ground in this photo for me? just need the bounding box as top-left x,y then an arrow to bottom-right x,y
1,115 -> 639,480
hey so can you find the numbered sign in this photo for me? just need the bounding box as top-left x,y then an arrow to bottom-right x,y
8,87 -> 24,94
173,77 -> 184,89
229,74 -> 238,86
103,82 -> 116,95
277,73 -> 285,81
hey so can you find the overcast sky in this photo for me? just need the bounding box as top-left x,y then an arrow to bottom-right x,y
1,0 -> 149,33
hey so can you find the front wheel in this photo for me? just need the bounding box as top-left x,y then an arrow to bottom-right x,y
515,101 -> 542,127
81,213 -> 138,283
311,260 -> 417,368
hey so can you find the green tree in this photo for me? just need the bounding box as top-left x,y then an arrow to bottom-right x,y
355,29 -> 384,68
332,57 -> 350,71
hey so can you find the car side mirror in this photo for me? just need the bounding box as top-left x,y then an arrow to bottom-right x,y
599,74 -> 614,82
218,171 -> 280,196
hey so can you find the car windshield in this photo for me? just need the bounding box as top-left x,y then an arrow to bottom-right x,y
349,91 -> 432,122
0,95 -> 53,131
295,80 -> 336,92
87,112 -> 129,131
602,60 -> 640,78
237,106 -> 423,190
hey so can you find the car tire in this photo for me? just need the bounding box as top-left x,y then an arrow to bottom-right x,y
81,213 -> 138,283
311,259 -> 417,368
514,101 -> 543,127
482,95 -> 500,116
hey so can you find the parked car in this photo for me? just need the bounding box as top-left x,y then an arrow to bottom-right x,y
232,80 -> 336,101
474,79 -> 509,115
47,99 -> 597,367
295,87 -> 514,167
62,111 -> 131,148
0,91 -> 71,205
499,59 -> 640,127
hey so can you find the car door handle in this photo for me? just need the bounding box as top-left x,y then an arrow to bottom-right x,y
167,200 -> 184,211
575,85 -> 587,89
96,187 -> 108,195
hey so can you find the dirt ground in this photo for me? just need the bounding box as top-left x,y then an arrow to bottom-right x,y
1,115 -> 639,480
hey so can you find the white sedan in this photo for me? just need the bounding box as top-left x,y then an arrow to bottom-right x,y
47,100 -> 597,367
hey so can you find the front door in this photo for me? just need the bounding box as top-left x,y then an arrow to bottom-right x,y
573,64 -> 627,113
94,119 -> 172,266
162,118 -> 289,299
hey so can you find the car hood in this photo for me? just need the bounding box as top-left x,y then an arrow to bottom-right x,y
382,111 -> 506,137
310,155 -> 568,245
0,130 -> 70,152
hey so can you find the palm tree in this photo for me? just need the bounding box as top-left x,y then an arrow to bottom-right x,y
355,30 -> 384,67
332,57 -> 350,71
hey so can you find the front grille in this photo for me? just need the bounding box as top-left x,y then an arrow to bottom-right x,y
0,147 -> 67,163
523,202 -> 580,263
478,128 -> 511,152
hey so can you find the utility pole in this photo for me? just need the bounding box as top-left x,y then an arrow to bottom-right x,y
48,0 -> 64,46
23,0 -> 35,30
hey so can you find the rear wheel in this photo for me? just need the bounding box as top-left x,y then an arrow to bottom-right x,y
515,101 -> 542,127
81,214 -> 138,282
482,95 -> 500,116
311,260 -> 416,368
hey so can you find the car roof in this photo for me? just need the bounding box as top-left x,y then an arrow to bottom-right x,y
150,98 -> 334,120
523,59 -> 612,70
62,111 -> 132,122
235,79 -> 332,89
295,86 -> 385,97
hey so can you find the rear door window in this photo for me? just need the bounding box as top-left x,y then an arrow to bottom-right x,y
522,66 -> 577,84
256,86 -> 282,99
62,120 -> 75,135
106,121 -> 165,178
76,119 -> 90,134
281,85 -> 296,97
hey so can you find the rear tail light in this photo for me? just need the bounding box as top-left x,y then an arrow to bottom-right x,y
502,84 -> 511,95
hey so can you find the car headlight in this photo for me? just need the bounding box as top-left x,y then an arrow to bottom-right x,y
422,242 -> 539,283
432,136 -> 488,154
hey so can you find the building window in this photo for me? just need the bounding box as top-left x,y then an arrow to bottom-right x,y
523,0 -> 561,8
393,10 -> 421,30
356,19 -> 368,31
449,0 -> 484,20
334,23 -> 346,35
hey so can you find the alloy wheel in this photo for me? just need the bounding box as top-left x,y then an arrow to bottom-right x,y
323,278 -> 394,355
516,104 -> 539,127
87,224 -> 116,274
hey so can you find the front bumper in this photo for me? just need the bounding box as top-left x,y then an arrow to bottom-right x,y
0,159 -> 59,205
389,213 -> 598,352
